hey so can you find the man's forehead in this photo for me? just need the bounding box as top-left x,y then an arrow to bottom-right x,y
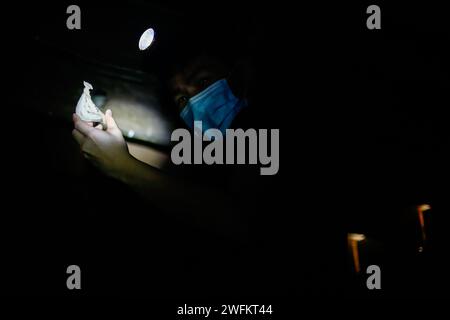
183,61 -> 218,80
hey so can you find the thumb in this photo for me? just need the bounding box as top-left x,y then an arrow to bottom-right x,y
105,109 -> 121,133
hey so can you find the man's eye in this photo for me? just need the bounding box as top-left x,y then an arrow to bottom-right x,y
177,96 -> 188,108
199,78 -> 211,88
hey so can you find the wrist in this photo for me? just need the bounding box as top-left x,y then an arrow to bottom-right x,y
116,153 -> 139,185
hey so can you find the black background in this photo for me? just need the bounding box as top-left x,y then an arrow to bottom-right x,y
1,0 -> 450,305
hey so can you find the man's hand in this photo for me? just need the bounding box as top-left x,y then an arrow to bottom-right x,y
72,109 -> 133,180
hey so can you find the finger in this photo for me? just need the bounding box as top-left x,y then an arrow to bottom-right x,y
105,109 -> 119,131
72,129 -> 86,145
73,114 -> 93,127
94,123 -> 103,130
74,116 -> 95,136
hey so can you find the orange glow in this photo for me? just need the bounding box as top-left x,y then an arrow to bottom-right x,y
417,204 -> 431,242
419,204 -> 431,212
348,233 -> 365,273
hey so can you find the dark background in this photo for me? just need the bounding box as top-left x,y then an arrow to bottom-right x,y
1,0 -> 449,302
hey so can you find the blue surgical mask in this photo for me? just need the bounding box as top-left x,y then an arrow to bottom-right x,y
180,79 -> 247,135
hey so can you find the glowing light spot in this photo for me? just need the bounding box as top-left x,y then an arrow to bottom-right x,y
418,204 -> 431,212
348,233 -> 366,242
139,28 -> 155,51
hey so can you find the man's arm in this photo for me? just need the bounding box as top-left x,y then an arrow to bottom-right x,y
72,111 -> 245,236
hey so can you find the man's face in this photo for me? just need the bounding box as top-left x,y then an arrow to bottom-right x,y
171,57 -> 228,112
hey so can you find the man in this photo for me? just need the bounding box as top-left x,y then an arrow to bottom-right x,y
72,54 -> 271,297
